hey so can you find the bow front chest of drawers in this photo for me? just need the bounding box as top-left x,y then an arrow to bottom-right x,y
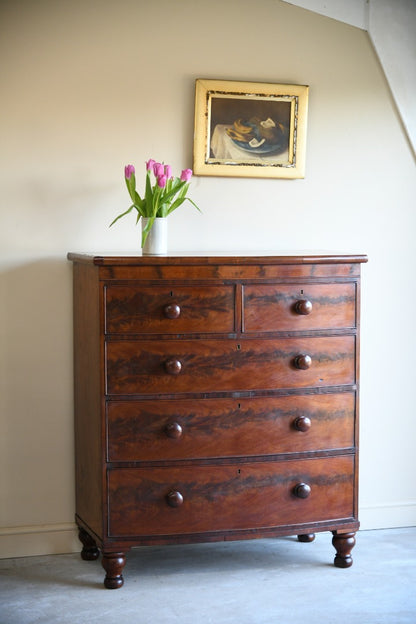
68,253 -> 367,588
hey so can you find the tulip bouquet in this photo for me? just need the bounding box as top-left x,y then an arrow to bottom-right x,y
110,159 -> 200,247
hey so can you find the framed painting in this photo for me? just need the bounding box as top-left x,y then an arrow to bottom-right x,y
193,79 -> 309,179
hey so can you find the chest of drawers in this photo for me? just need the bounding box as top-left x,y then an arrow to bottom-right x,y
68,253 -> 367,589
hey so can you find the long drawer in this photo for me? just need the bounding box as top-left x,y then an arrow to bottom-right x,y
243,282 -> 356,332
106,336 -> 355,395
108,455 -> 355,537
106,393 -> 355,461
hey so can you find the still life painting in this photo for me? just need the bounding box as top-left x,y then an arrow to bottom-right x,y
193,79 -> 309,179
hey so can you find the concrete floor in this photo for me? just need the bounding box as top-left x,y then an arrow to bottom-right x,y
0,527 -> 415,624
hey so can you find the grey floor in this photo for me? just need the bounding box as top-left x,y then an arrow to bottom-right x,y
0,527 -> 415,624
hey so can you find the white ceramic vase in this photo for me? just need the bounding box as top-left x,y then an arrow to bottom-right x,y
141,217 -> 167,255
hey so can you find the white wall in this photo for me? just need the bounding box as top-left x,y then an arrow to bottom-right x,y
369,0 -> 416,157
281,0 -> 368,29
282,0 -> 416,157
1,0 -> 415,558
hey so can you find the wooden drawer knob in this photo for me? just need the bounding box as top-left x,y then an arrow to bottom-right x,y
166,490 -> 184,507
295,299 -> 313,315
294,354 -> 312,370
293,483 -> 311,499
293,416 -> 312,432
164,303 -> 181,319
164,358 -> 182,375
165,422 -> 183,439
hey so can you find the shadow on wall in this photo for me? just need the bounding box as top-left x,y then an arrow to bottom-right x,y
0,258 -> 75,527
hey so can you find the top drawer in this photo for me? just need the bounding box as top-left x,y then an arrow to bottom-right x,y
105,285 -> 235,334
243,282 -> 356,332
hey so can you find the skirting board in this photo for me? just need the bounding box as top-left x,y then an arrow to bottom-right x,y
1,504 -> 415,559
359,502 -> 416,530
0,523 -> 79,559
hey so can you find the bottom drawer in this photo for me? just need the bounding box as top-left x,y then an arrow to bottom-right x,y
108,456 -> 354,537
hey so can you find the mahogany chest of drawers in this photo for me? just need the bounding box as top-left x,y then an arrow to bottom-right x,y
68,253 -> 367,588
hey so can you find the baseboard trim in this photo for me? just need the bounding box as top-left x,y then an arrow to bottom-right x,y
359,502 -> 416,530
0,523 -> 80,559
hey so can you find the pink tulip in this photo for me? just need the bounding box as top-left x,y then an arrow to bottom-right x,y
164,164 -> 172,179
157,174 -> 167,188
124,164 -> 135,179
146,159 -> 156,172
180,168 -> 192,182
153,162 -> 164,178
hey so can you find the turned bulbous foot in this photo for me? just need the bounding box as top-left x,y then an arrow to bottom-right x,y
102,552 -> 126,589
78,528 -> 99,561
298,533 -> 315,543
332,531 -> 356,568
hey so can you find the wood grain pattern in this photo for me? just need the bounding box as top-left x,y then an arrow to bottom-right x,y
106,336 -> 355,395
106,393 -> 356,461
108,455 -> 354,537
105,284 -> 236,334
68,253 -> 366,586
243,283 -> 356,332
72,262 -> 103,538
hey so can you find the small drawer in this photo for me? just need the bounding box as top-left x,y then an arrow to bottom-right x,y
106,335 -> 355,395
243,283 -> 356,332
105,284 -> 235,334
108,455 -> 355,537
106,393 -> 356,461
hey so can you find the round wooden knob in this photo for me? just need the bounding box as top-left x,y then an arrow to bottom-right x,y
166,490 -> 184,507
293,483 -> 311,499
164,303 -> 181,319
295,299 -> 313,315
165,422 -> 183,439
293,416 -> 312,432
294,354 -> 312,370
164,358 -> 182,375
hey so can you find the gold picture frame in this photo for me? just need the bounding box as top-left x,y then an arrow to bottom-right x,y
193,79 -> 309,179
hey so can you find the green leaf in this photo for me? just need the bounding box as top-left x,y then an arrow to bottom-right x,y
116,171 -> 200,232
125,173 -> 137,203
166,196 -> 201,216
186,197 -> 202,212
109,204 -> 135,227
158,202 -> 170,218
165,197 -> 185,215
144,172 -> 154,217
141,215 -> 155,246
161,180 -> 187,204
134,191 -> 145,209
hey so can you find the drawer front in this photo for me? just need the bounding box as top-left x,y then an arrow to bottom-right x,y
105,284 -> 235,334
108,455 -> 355,537
107,393 -> 355,461
243,283 -> 356,332
106,336 -> 355,395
